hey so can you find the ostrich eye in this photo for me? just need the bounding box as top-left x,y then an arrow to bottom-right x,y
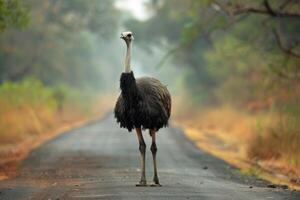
127,34 -> 132,37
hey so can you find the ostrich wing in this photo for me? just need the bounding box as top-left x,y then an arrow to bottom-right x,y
136,77 -> 171,119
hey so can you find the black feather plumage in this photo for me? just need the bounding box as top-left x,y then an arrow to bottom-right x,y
114,71 -> 171,132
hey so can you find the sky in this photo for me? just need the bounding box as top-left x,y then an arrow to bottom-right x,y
114,0 -> 151,21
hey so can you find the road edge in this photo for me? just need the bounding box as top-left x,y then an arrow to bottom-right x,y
0,111 -> 112,181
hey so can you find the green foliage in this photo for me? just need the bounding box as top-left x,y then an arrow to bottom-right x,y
52,83 -> 96,114
0,0 -> 120,89
51,84 -> 67,112
128,0 -> 300,106
0,0 -> 29,32
0,77 -> 97,144
0,78 -> 95,115
0,78 -> 56,112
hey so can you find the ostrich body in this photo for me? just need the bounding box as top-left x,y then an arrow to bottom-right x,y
114,31 -> 171,186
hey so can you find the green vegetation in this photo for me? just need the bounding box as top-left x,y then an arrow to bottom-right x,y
0,78 -> 96,144
0,1 -> 120,147
0,0 -> 29,32
0,0 -> 120,87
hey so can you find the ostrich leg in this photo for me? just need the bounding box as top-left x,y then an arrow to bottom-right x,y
150,129 -> 162,186
135,128 -> 147,186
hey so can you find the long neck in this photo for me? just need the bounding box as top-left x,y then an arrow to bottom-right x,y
124,41 -> 132,73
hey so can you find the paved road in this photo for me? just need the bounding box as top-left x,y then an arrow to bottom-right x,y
0,114 -> 299,200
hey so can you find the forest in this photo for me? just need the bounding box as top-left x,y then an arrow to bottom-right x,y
0,0 -> 299,187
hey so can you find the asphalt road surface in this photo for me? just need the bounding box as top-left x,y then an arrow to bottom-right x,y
0,114 -> 299,200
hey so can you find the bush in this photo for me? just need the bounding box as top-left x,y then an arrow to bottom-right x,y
0,78 -> 96,144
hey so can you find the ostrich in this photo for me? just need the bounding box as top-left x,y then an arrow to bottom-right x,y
114,31 -> 171,186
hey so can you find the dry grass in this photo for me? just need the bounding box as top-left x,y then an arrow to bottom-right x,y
248,115 -> 300,177
0,93 -> 115,180
0,79 -> 115,179
172,97 -> 300,189
173,104 -> 256,166
0,91 -> 115,148
0,106 -> 54,144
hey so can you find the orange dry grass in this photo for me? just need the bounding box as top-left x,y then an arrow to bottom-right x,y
248,115 -> 300,178
0,93 -> 115,180
172,98 -> 300,189
0,106 -> 55,144
173,104 -> 257,167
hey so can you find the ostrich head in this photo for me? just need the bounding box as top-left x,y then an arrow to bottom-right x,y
121,31 -> 134,73
120,31 -> 134,43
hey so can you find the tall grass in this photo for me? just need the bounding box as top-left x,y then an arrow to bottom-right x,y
248,102 -> 300,169
0,78 -> 97,145
174,94 -> 300,179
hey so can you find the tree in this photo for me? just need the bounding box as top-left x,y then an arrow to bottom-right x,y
0,0 -> 120,89
211,0 -> 300,79
126,0 -> 300,105
0,0 -> 29,32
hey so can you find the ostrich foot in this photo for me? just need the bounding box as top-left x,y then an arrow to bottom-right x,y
135,180 -> 147,187
150,183 -> 162,187
150,176 -> 161,187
